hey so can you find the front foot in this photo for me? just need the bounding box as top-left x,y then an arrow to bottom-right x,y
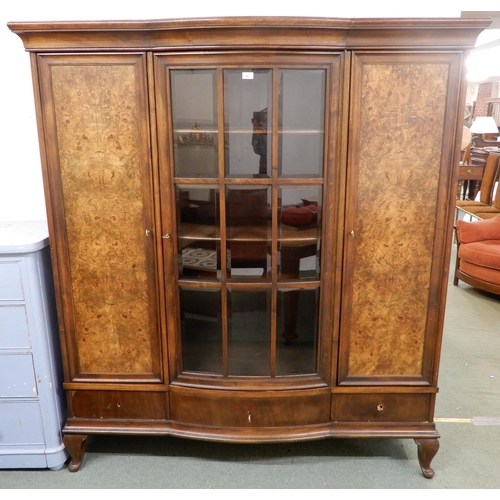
414,438 -> 439,478
63,434 -> 88,472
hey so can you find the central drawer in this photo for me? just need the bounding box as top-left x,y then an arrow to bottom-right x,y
170,388 -> 331,428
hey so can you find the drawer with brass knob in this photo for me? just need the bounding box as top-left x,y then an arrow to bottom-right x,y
332,394 -> 431,423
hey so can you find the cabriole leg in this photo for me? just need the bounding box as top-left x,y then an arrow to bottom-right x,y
63,434 -> 88,472
414,438 -> 440,479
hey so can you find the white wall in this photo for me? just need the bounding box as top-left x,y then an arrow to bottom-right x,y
0,1 -> 491,221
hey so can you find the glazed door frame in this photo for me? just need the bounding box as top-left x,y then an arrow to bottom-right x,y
154,51 -> 345,391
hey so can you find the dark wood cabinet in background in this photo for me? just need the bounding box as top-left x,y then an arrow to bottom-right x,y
8,16 -> 489,477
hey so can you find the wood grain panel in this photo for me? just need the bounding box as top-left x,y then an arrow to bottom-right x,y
49,57 -> 159,376
333,393 -> 431,422
341,55 -> 450,379
9,18 -> 490,53
70,390 -> 167,420
170,388 -> 330,427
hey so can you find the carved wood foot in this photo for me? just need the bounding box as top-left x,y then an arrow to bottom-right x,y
414,438 -> 439,479
63,434 -> 88,472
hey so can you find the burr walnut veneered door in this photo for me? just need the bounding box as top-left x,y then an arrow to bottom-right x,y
155,53 -> 342,388
339,52 -> 463,385
36,54 -> 162,382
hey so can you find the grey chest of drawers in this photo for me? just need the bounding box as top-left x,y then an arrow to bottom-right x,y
0,221 -> 67,469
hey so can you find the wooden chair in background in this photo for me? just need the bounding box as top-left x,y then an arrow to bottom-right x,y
456,152 -> 500,220
457,125 -> 473,199
467,175 -> 500,219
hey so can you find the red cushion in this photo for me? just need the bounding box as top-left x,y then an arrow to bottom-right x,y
456,215 -> 500,243
459,240 -> 500,270
459,260 -> 500,286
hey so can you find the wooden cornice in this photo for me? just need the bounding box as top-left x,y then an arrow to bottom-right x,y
7,17 -> 492,53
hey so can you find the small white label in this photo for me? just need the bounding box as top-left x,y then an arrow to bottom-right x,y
242,72 -> 254,80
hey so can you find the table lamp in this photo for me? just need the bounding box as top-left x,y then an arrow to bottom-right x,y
470,116 -> 499,134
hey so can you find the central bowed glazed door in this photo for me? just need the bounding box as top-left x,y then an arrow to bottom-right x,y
155,53 -> 343,401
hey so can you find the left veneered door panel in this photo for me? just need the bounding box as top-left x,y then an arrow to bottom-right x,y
37,54 -> 162,381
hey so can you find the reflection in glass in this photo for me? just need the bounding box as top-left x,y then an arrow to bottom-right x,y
177,186 -> 220,279
228,290 -> 271,376
172,65 -> 326,382
224,69 -> 272,178
279,186 -> 322,281
279,69 -> 325,178
180,288 -> 222,374
226,186 -> 271,279
171,70 -> 218,178
277,288 -> 319,374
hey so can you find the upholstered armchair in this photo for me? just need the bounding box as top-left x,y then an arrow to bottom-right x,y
454,214 -> 500,295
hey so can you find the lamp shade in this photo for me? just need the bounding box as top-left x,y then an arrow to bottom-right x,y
470,116 -> 499,134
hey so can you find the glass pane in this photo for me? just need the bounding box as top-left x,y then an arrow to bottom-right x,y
277,288 -> 319,374
224,69 -> 272,178
226,186 -> 271,280
180,288 -> 222,374
171,70 -> 218,178
228,290 -> 271,376
279,186 -> 322,281
177,186 -> 220,280
279,69 -> 325,178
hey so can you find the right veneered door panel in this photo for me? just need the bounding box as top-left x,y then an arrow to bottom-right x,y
37,54 -> 162,381
338,52 -> 462,385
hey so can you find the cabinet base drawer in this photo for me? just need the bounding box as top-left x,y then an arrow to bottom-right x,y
170,389 -> 330,428
333,394 -> 431,423
70,390 -> 167,420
